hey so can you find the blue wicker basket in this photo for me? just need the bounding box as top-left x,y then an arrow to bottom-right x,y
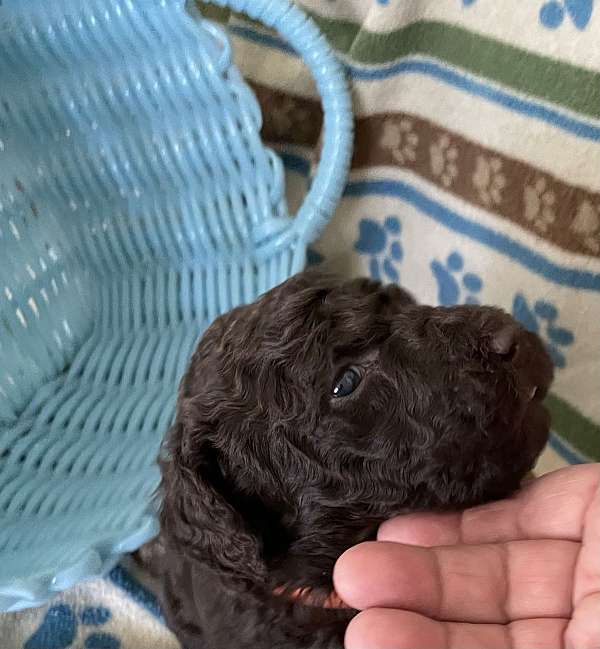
0,0 -> 352,611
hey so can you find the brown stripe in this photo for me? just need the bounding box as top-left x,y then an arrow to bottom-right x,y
251,84 -> 323,147
353,115 -> 600,258
250,82 -> 600,259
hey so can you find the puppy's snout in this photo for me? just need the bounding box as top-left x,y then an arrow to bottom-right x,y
481,313 -> 554,403
429,306 -> 521,361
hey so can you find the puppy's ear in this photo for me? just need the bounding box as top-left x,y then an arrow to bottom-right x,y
159,417 -> 266,584
159,309 -> 266,584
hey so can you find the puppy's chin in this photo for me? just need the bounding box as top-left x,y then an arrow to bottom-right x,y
518,399 -> 551,472
486,407 -> 550,501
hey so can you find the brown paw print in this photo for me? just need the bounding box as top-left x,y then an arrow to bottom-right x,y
430,135 -> 459,188
571,199 -> 600,253
524,178 -> 556,233
472,155 -> 506,206
380,118 -> 419,165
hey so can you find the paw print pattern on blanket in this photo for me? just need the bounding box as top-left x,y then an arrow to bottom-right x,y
380,118 -> 419,165
473,155 -> 506,207
539,0 -> 594,29
355,216 -> 403,282
25,604 -> 120,649
512,294 -> 575,368
524,178 -> 556,233
571,199 -> 600,253
431,252 -> 483,306
463,0 -> 593,29
430,135 -> 459,188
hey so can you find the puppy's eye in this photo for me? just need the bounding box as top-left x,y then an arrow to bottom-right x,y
332,367 -> 362,398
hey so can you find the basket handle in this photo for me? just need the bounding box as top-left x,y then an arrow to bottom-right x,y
202,0 -> 354,245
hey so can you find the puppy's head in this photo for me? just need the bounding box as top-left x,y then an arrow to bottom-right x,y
159,270 -> 553,586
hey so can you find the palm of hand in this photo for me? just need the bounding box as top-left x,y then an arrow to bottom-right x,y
334,464 -> 600,649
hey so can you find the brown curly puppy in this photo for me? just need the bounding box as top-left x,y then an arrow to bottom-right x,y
156,269 -> 553,649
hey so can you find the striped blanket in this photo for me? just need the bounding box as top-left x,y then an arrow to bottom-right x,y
2,2 -> 597,647
198,0 -> 600,471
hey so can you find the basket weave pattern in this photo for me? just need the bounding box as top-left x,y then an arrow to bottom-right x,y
0,0 -> 352,611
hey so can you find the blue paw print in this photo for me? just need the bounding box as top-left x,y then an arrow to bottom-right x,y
25,604 -> 120,649
463,0 -> 477,5
513,294 -> 574,369
431,252 -> 483,306
355,216 -> 403,283
540,0 -> 593,29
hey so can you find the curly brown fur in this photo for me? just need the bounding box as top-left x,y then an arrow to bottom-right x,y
156,269 -> 553,649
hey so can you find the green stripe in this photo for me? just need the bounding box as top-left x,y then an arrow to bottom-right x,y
312,17 -> 600,120
546,393 -> 600,460
196,4 -> 600,120
196,4 -> 231,22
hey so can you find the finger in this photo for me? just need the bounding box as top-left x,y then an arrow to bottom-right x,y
565,592 -> 600,649
378,464 -> 600,545
334,539 -> 577,622
566,475 -> 600,649
378,511 -> 462,546
572,468 -> 600,604
345,609 -> 568,649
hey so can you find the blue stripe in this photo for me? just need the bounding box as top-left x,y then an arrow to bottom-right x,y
230,24 -> 296,55
278,151 -> 311,177
548,432 -> 587,464
228,25 -> 600,142
351,60 -> 600,142
108,564 -> 164,622
344,179 -> 600,291
278,154 -> 600,290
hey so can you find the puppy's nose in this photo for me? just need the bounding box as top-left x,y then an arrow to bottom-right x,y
489,324 -> 519,359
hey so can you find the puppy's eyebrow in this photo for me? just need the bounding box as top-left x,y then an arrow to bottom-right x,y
332,341 -> 380,363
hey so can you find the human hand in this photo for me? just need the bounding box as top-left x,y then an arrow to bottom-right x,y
334,464 -> 600,649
